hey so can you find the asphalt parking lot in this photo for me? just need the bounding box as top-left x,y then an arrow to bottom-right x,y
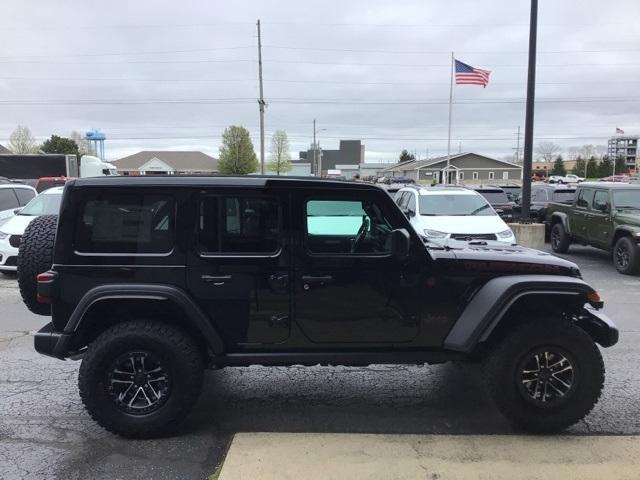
1,244 -> 639,480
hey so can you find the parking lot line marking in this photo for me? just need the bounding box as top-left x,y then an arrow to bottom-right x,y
218,432 -> 640,480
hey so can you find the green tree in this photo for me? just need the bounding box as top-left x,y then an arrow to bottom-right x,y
398,149 -> 415,163
572,156 -> 586,177
266,130 -> 292,176
598,157 -> 613,178
40,135 -> 79,155
586,156 -> 599,178
550,155 -> 566,176
217,126 -> 258,175
614,155 -> 628,175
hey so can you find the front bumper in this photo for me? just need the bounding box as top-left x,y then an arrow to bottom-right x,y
0,237 -> 18,271
577,305 -> 619,348
34,322 -> 74,359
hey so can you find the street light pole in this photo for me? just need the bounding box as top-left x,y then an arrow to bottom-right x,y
521,0 -> 538,221
313,119 -> 317,176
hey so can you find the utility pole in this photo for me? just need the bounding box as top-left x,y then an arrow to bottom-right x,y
313,119 -> 317,176
521,0 -> 538,221
446,51 -> 455,184
514,125 -> 521,163
257,19 -> 265,175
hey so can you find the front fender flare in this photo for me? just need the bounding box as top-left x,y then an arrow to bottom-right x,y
443,275 -> 595,353
59,283 -> 224,356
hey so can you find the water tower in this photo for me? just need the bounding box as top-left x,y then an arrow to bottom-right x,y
85,129 -> 106,160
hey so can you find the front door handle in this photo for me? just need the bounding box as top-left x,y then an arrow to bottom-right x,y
201,274 -> 232,286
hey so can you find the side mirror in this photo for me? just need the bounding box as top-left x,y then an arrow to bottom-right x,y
406,208 -> 416,218
13,208 -> 22,214
594,200 -> 609,213
391,228 -> 411,258
495,208 -> 504,215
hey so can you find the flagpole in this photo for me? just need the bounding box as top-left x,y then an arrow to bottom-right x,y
446,51 -> 454,184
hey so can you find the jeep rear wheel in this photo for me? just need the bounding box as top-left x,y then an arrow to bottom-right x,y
613,236 -> 640,275
484,319 -> 604,433
78,321 -> 204,438
550,223 -> 570,253
17,214 -> 58,315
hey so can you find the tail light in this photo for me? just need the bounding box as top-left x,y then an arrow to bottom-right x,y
37,271 -> 58,304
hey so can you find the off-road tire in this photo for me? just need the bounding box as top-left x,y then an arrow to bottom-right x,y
613,236 -> 640,275
550,222 -> 570,253
78,320 -> 204,438
17,214 -> 58,315
484,319 -> 604,433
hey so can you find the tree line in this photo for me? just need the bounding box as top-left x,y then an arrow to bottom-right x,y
548,154 -> 628,178
3,125 -> 293,175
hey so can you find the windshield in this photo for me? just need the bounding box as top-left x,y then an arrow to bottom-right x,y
553,190 -> 576,203
19,193 -> 62,216
477,191 -> 509,203
613,190 -> 640,209
419,194 -> 495,216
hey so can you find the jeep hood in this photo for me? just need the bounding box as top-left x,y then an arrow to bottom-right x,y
430,240 -> 580,277
614,212 -> 640,227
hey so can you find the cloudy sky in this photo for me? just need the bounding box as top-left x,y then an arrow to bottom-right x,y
1,0 -> 639,163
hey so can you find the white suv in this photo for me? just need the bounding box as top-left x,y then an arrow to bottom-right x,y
394,186 -> 516,244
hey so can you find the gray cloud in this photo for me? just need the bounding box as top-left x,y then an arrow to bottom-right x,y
1,0 -> 639,162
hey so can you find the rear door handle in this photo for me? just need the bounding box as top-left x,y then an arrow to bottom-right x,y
301,275 -> 333,290
201,274 -> 232,286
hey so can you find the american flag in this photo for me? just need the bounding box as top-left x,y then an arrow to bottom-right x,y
455,60 -> 491,87
616,127 -> 625,134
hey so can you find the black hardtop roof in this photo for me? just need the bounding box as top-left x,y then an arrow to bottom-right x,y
578,182 -> 640,190
70,175 -> 378,191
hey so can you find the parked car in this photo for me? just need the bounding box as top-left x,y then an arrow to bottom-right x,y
495,184 -> 522,202
0,186 -> 64,273
547,182 -> 640,274
548,174 -> 584,185
514,184 -> 576,227
599,175 -> 630,183
35,176 -> 70,192
23,176 -> 617,437
467,186 -> 516,222
395,185 -> 515,244
0,183 -> 37,227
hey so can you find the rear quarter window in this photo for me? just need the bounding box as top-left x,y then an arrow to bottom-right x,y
74,193 -> 175,254
15,188 -> 36,206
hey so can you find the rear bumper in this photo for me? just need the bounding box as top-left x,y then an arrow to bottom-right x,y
578,305 -> 619,348
34,322 -> 73,359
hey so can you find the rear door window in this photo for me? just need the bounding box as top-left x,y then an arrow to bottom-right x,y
576,189 -> 593,209
198,195 -> 280,254
75,194 -> 175,254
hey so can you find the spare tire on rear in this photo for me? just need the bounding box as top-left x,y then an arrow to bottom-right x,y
17,214 -> 58,316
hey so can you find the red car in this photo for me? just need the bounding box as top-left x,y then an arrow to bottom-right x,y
35,176 -> 71,193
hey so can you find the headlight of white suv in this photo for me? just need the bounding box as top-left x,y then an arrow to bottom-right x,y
0,230 -> 8,240
424,229 -> 447,238
497,229 -> 514,238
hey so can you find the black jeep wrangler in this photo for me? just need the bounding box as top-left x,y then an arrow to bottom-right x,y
19,176 -> 618,437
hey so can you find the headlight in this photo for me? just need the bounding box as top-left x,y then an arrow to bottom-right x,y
0,231 -> 8,240
497,229 -> 513,238
424,229 -> 447,238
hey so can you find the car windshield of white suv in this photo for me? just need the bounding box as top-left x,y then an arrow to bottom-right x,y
19,193 -> 62,216
613,190 -> 640,210
419,194 -> 495,216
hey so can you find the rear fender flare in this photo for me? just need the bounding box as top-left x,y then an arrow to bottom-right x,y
62,283 -> 224,355
443,275 -> 594,353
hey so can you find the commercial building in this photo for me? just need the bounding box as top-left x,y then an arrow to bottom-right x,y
113,151 -> 218,175
379,152 -> 522,184
297,140 -> 364,176
608,135 -> 638,171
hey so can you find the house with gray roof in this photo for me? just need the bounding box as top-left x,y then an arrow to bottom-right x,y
379,152 -> 522,184
113,151 -> 218,175
0,144 -> 11,154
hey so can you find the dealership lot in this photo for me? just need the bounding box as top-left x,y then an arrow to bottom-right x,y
1,244 -> 639,479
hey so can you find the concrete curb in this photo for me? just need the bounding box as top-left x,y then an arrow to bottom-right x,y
219,432 -> 640,480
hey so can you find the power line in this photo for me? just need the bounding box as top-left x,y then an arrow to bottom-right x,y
0,46 -> 254,60
263,45 -> 640,55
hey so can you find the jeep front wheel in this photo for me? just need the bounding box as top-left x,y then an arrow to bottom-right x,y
484,319 -> 604,433
550,223 -> 570,253
613,236 -> 640,275
78,320 -> 204,438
